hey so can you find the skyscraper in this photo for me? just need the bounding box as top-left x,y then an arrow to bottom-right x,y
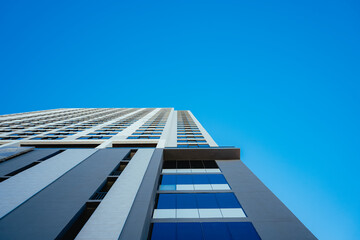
0,108 -> 316,239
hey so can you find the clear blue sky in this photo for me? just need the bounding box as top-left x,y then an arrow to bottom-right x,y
1,1 -> 359,239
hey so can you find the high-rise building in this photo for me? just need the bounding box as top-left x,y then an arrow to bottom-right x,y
0,108 -> 316,240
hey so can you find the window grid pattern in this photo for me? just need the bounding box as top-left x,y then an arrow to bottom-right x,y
177,111 -> 209,148
152,160 -> 246,220
127,109 -> 170,140
150,222 -> 261,240
77,108 -> 154,140
31,109 -> 133,140
0,108 -> 133,140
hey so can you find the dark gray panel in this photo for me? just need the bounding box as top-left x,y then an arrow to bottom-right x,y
218,160 -> 317,240
163,148 -> 240,160
0,147 -> 33,162
119,148 -> 163,240
0,149 -> 60,176
0,148 -> 130,240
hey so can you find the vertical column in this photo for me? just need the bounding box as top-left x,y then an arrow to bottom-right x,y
0,149 -> 97,219
75,149 -> 155,240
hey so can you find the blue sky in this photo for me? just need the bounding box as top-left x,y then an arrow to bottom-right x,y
1,1 -> 359,239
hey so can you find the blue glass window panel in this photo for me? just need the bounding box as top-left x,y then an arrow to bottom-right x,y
216,193 -> 241,208
157,194 -> 176,209
149,136 -> 160,139
177,223 -> 203,240
208,174 -> 227,184
198,145 -> 210,148
151,223 -> 176,240
177,194 -> 197,209
177,145 -> 188,148
227,222 -> 261,240
177,175 -> 193,184
161,175 -> 176,185
159,185 -> 176,191
202,222 -> 231,240
196,193 -> 218,208
192,175 -> 210,184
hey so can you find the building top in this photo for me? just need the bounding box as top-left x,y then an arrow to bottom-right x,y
0,108 -> 219,149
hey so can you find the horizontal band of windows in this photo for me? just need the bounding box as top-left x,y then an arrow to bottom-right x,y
46,133 -> 74,136
157,193 -> 242,209
177,130 -> 201,132
178,133 -> 203,135
88,133 -> 117,136
95,129 -> 124,132
153,208 -> 246,219
77,136 -> 111,140
162,169 -> 221,174
161,174 -> 228,185
160,184 -> 230,191
151,222 -> 260,240
163,160 -> 218,169
177,137 -> 204,139
132,133 -> 162,135
177,145 -> 210,148
177,140 -> 207,143
127,136 -> 160,139
31,137 -> 64,140
138,128 -> 164,130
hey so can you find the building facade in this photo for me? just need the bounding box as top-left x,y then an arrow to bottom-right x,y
0,108 -> 316,240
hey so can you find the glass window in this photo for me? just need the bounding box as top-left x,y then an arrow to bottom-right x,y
149,136 -> 160,139
177,175 -> 193,184
192,175 -> 210,184
157,194 -> 176,209
196,193 -> 218,208
163,161 -> 176,169
208,174 -> 227,184
227,222 -> 261,240
198,208 -> 222,218
151,223 -> 176,240
190,160 -> 204,168
161,175 -> 176,185
202,222 -> 231,240
220,208 -> 246,218
176,184 -> 194,190
177,223 -> 203,240
216,193 -> 242,208
159,185 -> 175,191
211,184 -> 231,190
177,194 -> 197,209
177,160 -> 190,168
203,160 -> 218,168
